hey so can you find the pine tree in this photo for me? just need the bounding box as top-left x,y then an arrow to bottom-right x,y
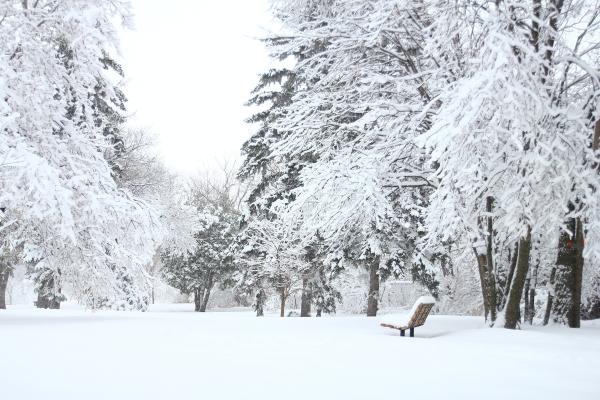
163,167 -> 242,312
299,232 -> 342,317
260,0 -> 436,316
163,207 -> 237,312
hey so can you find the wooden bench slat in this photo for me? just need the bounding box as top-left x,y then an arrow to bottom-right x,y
379,299 -> 435,336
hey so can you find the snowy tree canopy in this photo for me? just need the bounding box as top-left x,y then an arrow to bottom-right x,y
238,0 -> 600,324
0,0 -> 166,309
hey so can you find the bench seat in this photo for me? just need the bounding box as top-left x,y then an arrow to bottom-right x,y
379,296 -> 435,337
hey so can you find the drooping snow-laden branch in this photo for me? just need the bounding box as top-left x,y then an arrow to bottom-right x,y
0,1 -> 169,309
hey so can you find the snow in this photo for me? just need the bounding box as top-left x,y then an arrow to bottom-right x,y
1,304 -> 599,400
379,295 -> 435,327
412,295 -> 436,307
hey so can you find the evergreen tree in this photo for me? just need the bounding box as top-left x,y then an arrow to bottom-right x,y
163,206 -> 237,312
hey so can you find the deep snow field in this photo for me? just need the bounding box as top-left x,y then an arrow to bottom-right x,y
1,304 -> 599,400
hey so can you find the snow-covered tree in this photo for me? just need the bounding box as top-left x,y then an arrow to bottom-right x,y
31,31 -> 130,310
238,38 -> 328,316
0,0 -> 165,309
163,166 -> 244,311
246,0 -> 600,327
235,216 -> 305,317
248,0 -> 438,316
162,208 -> 237,312
299,232 -> 342,317
114,129 -> 198,255
111,128 -> 199,304
422,0 -> 600,327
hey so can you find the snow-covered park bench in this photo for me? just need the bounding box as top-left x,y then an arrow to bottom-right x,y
379,296 -> 436,337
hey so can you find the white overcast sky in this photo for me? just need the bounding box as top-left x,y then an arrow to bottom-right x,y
120,0 -> 275,176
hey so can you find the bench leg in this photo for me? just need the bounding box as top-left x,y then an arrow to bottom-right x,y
400,330 -> 405,337
410,327 -> 414,337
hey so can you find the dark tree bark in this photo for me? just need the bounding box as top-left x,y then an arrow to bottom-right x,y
525,287 -> 536,325
474,250 -> 490,320
0,264 -> 9,310
199,274 -> 214,312
552,217 -> 584,327
366,256 -> 380,317
316,308 -> 322,317
473,245 -> 497,324
523,276 -> 531,322
524,259 -> 539,325
523,274 -> 537,325
484,197 -> 497,318
504,228 -> 532,329
473,197 -> 498,324
279,287 -> 286,317
300,278 -> 311,317
199,287 -> 211,312
194,288 -> 202,312
500,242 -> 519,310
255,289 -> 265,317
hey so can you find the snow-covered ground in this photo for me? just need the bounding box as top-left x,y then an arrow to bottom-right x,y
1,304 -> 599,400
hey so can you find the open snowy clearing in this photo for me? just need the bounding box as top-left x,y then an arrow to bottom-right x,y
1,304 -> 599,400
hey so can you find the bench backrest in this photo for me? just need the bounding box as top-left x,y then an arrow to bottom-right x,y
407,302 -> 434,328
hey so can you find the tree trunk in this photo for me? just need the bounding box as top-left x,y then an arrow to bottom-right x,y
524,258 -> 539,325
0,264 -> 9,310
255,289 -> 265,317
552,217 -> 584,327
525,287 -> 536,325
366,256 -> 380,317
199,275 -> 213,312
194,288 -> 203,312
500,242 -> 519,310
504,228 -> 532,329
473,197 -> 498,324
523,274 -> 537,325
474,249 -> 490,320
316,308 -> 322,317
473,249 -> 497,324
484,197 -> 497,321
573,217 -> 585,327
523,276 -> 530,322
279,288 -> 286,317
300,278 -> 311,317
199,286 -> 211,312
